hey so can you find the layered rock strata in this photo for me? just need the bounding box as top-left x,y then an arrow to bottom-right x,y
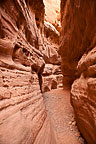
0,0 -> 45,143
0,0 -> 62,143
60,0 -> 96,143
71,47 -> 96,144
42,0 -> 62,92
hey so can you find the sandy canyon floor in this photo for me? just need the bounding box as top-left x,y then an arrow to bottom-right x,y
34,89 -> 86,144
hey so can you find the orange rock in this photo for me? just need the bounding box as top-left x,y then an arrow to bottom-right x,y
44,0 -> 61,31
60,0 -> 96,143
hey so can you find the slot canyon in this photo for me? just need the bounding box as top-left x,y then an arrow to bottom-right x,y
0,0 -> 96,144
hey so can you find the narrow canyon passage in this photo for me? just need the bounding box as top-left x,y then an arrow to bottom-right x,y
0,0 -> 96,144
34,89 -> 85,144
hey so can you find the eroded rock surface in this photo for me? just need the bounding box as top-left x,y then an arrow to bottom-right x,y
71,48 -> 96,144
42,64 -> 63,92
42,0 -> 62,92
0,68 -> 47,144
60,0 -> 96,143
43,0 -> 61,31
0,0 -> 47,143
60,0 -> 96,87
0,0 -> 62,143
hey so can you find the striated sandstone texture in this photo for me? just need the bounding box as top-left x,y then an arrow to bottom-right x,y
71,47 -> 96,144
60,0 -> 96,143
0,68 -> 46,144
0,0 -> 47,143
0,0 -> 62,143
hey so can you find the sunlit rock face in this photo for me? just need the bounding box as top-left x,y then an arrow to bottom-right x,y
42,0 -> 63,92
60,0 -> 96,143
43,0 -> 61,32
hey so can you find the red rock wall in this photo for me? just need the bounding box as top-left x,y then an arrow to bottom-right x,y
71,47 -> 96,144
60,0 -> 96,86
0,68 -> 46,144
0,0 -> 62,143
60,0 -> 96,143
0,0 -> 47,143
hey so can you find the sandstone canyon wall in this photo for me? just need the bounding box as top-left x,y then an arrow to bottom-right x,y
60,0 -> 96,143
0,1 -> 46,143
42,0 -> 63,92
0,0 -> 61,143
